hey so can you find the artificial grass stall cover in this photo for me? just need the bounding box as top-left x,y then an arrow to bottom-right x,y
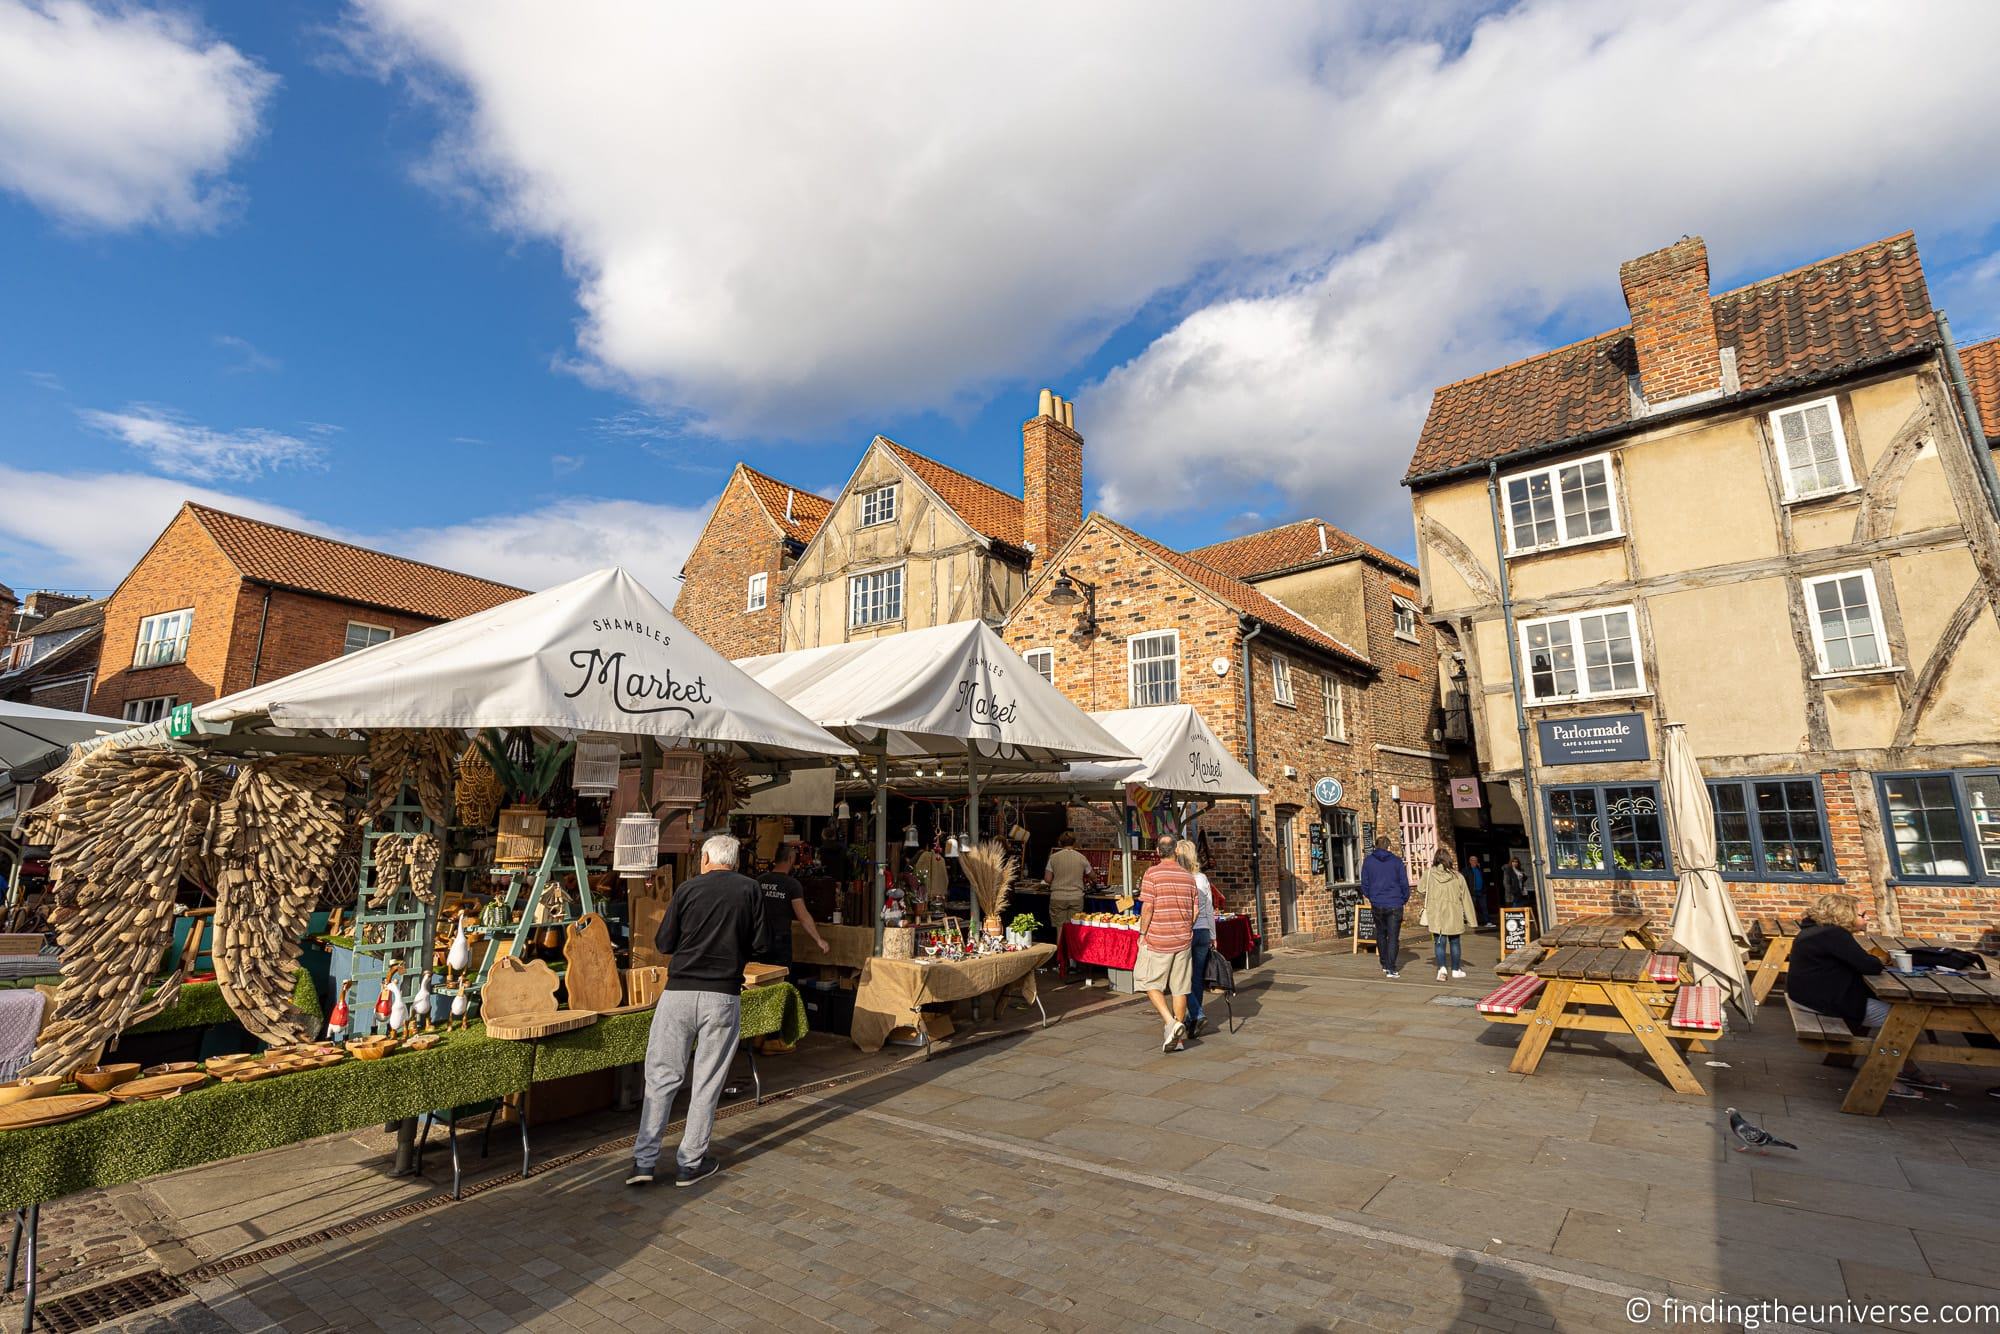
127,968 -> 323,1036
0,1026 -> 531,1210
531,983 -> 808,1083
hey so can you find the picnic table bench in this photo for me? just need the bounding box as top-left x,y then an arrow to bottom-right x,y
1797,969 -> 2000,1115
1478,945 -> 1721,1095
1748,918 -> 1940,1004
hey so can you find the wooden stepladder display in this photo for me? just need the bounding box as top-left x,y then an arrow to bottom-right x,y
458,817 -> 600,1004
349,791 -> 442,1011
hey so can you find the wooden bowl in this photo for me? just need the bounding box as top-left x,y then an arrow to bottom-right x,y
345,1039 -> 396,1060
0,1075 -> 62,1106
73,1063 -> 141,1093
143,1062 -> 201,1077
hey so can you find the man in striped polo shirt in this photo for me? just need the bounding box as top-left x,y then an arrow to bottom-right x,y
1136,834 -> 1199,1051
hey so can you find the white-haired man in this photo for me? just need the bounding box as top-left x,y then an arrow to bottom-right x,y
628,833 -> 766,1188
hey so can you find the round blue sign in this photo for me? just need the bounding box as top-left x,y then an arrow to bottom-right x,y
1312,775 -> 1344,807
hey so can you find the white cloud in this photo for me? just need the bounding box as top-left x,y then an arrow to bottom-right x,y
0,0 -> 275,230
80,405 -> 327,481
0,465 -> 712,598
351,0 -> 2000,548
215,334 -> 281,375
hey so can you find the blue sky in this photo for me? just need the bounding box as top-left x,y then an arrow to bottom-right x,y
3,1 -> 2000,599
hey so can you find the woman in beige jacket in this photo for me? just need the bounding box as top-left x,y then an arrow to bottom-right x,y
1417,850 -> 1478,980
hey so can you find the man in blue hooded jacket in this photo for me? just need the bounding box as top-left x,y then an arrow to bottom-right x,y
1359,836 -> 1410,978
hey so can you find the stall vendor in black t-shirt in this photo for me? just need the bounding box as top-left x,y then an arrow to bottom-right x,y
757,843 -> 830,966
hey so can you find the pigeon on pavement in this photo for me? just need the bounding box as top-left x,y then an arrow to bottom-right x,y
1726,1107 -> 1798,1153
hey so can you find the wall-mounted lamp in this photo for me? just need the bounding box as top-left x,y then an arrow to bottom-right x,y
1044,567 -> 1099,635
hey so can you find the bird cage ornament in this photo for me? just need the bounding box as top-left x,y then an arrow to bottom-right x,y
614,813 -> 661,878
571,735 -> 621,797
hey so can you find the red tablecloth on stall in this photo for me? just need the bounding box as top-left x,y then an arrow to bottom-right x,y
1214,914 -> 1259,962
1060,916 -> 1259,978
1058,922 -> 1140,977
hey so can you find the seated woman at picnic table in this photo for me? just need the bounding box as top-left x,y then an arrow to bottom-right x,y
1790,892 -> 1947,1100
1416,849 -> 1478,981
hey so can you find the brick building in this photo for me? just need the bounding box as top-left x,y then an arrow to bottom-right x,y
1004,512 -> 1452,941
0,598 -> 105,712
674,463 -> 831,658
91,503 -> 526,724
1405,231 -> 2000,946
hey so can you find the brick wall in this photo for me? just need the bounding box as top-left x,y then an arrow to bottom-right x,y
1021,402 -> 1083,564
93,509 -> 248,720
225,589 -> 438,689
675,470 -> 788,659
1002,517 -> 1445,941
25,675 -> 92,712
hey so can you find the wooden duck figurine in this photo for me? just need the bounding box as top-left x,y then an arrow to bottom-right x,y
412,969 -> 434,1032
450,986 -> 470,1031
327,979 -> 353,1042
375,963 -> 401,1036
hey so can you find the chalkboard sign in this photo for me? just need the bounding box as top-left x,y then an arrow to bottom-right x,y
1332,882 -> 1363,937
1500,905 -> 1536,955
1351,901 -> 1377,955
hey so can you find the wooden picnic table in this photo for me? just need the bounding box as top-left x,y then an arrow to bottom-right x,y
1537,912 -> 1657,951
1479,945 -> 1721,1095
1836,970 -> 2000,1115
1747,917 -> 1939,1004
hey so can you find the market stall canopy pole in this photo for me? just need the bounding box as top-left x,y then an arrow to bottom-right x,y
0,701 -> 130,771
1661,723 -> 1752,1026
113,568 -> 854,762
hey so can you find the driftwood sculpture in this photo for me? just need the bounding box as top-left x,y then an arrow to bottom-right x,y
364,728 -> 458,828
212,757 -> 351,1045
25,747 -> 213,1076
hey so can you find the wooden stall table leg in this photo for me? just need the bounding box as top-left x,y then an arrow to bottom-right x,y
1607,985 -> 1705,1095
1509,979 -> 1574,1075
1841,1004 -> 1929,1115
20,1202 -> 37,1334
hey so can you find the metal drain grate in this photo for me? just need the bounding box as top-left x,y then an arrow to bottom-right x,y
29,1270 -> 188,1333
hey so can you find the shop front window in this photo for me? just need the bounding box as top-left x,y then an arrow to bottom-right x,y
1545,783 -> 1671,877
1878,771 -> 2000,882
1708,778 -> 1833,880
1323,807 -> 1358,883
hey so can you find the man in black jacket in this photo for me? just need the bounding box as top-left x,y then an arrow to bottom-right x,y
628,833 -> 766,1187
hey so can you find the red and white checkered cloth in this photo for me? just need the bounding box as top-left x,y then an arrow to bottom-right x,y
1476,973 -> 1546,1016
1644,953 -> 1681,985
1670,983 -> 1723,1032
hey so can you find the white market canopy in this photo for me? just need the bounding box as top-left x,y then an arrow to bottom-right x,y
0,699 -> 130,772
736,620 -> 1136,767
113,567 -> 854,761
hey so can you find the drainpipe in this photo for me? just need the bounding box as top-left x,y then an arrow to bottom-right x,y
1936,312 -> 2000,524
248,586 -> 273,685
1238,616 -> 1267,947
1487,464 -> 1552,929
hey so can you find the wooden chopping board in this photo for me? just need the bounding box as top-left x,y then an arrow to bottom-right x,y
484,1010 -> 597,1041
0,1092 -> 109,1129
563,914 -> 622,1012
482,956 -> 559,1020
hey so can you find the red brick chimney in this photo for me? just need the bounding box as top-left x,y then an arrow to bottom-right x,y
1022,388 -> 1083,563
1619,237 -> 1723,403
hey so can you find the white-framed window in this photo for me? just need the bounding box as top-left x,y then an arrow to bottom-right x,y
1023,647 -> 1054,684
1501,452 -> 1621,554
848,565 -> 904,628
1321,675 -> 1346,741
1127,630 -> 1180,707
123,694 -> 176,724
342,621 -> 394,656
1399,800 -> 1438,885
1802,570 -> 1890,674
1769,397 -> 1856,501
1271,654 -> 1296,707
858,483 -> 898,527
745,572 -> 768,612
1519,604 -> 1645,703
1392,595 -> 1420,642
132,608 -> 193,668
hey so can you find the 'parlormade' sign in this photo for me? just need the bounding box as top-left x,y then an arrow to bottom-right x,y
1537,713 -> 1649,765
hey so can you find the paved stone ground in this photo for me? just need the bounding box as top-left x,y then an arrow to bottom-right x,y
10,933 -> 2000,1332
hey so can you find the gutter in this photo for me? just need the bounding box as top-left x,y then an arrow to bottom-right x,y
1406,346 -> 1936,491
248,586 -> 272,686
1935,311 -> 2000,524
1238,616 -> 1268,947
1487,463 -> 1552,929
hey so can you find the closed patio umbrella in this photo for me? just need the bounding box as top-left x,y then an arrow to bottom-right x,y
1662,722 -> 1752,1025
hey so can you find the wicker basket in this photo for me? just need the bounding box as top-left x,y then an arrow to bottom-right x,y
495,805 -> 547,867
